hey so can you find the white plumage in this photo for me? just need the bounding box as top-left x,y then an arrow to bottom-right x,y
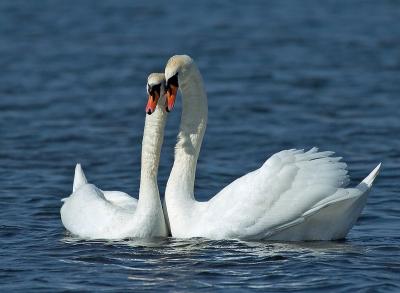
163,55 -> 380,240
60,73 -> 168,239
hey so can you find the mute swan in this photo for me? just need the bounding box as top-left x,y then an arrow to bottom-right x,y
60,73 -> 168,239
159,54 -> 380,241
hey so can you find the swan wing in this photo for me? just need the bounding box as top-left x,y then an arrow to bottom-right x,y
103,190 -> 138,211
266,163 -> 381,240
197,148 -> 352,239
67,164 -> 138,211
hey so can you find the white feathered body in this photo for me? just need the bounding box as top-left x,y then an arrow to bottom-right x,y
60,86 -> 169,239
167,148 -> 379,240
164,55 -> 380,241
60,166 -> 168,239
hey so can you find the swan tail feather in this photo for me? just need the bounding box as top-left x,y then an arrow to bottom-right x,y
360,163 -> 381,188
73,163 -> 88,192
356,163 -> 381,193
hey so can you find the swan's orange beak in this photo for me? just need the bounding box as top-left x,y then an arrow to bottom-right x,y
146,91 -> 159,115
166,85 -> 178,112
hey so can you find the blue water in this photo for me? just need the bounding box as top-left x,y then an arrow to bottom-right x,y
1,0 -> 399,291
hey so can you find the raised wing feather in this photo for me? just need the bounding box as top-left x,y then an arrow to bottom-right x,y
196,148 -> 350,239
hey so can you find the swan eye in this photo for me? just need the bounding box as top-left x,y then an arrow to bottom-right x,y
166,73 -> 179,90
147,83 -> 161,101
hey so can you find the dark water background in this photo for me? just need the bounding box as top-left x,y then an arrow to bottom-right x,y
1,0 -> 399,291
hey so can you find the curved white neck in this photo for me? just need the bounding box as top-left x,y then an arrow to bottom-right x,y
138,104 -> 167,207
166,64 -> 208,202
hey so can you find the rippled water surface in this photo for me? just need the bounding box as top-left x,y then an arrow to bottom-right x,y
1,0 -> 400,291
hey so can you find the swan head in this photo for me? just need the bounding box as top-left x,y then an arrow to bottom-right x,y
164,55 -> 194,112
146,73 -> 167,115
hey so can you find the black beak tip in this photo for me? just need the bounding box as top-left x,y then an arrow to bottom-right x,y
165,106 -> 170,113
147,109 -> 152,115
